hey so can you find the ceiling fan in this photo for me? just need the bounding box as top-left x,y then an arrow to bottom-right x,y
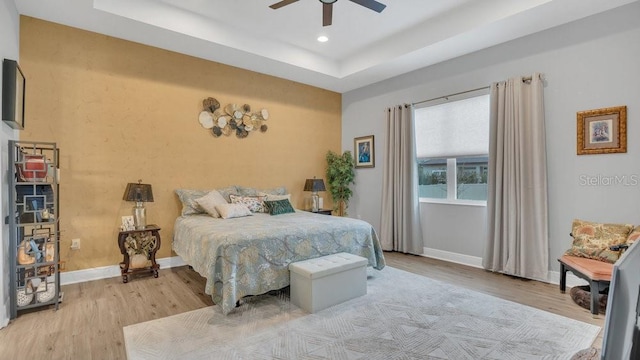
269,0 -> 387,27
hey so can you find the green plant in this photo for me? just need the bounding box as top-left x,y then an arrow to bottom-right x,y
326,150 -> 355,216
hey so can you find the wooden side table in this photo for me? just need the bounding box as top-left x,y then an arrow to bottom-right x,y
117,225 -> 161,283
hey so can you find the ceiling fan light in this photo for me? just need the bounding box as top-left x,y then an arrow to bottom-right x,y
319,0 -> 337,4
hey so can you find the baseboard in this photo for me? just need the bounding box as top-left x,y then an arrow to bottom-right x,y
421,247 -> 589,288
60,256 -> 187,286
421,247 -> 484,269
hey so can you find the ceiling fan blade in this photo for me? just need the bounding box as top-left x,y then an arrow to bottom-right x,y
269,0 -> 300,10
348,0 -> 386,13
323,3 -> 333,26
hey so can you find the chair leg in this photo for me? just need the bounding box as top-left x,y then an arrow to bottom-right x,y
559,262 -> 567,293
589,280 -> 600,315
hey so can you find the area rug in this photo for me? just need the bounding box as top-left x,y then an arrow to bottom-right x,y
123,266 -> 600,359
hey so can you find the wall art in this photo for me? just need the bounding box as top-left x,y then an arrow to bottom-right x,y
577,106 -> 626,155
354,135 -> 375,168
198,97 -> 268,139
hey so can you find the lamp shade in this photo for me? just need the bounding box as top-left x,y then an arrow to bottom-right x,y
303,178 -> 326,192
123,181 -> 154,202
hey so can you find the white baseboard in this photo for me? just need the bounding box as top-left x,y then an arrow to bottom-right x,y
60,256 -> 187,286
421,247 -> 589,288
421,247 -> 484,269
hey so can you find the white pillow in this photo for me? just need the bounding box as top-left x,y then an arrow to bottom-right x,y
258,192 -> 291,202
214,203 -> 252,219
194,190 -> 228,218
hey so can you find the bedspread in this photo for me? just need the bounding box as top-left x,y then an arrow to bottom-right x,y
173,211 -> 385,314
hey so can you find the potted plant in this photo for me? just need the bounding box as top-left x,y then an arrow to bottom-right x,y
326,150 -> 355,216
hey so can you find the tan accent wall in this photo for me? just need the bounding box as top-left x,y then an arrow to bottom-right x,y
19,17 -> 341,271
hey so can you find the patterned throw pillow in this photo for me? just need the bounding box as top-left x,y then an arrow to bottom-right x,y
565,219 -> 634,263
229,194 -> 266,213
264,199 -> 295,216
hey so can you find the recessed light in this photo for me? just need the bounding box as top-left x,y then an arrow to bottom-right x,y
317,35 -> 329,42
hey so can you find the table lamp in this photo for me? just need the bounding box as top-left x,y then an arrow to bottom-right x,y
123,180 -> 154,230
303,177 -> 326,212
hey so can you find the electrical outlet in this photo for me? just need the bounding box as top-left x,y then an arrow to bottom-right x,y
71,238 -> 81,250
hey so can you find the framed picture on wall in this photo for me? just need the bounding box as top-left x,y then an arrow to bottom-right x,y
577,106 -> 627,155
354,135 -> 375,168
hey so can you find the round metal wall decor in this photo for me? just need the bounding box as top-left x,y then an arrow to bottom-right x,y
198,97 -> 269,139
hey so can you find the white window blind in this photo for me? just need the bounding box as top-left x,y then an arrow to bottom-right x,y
414,94 -> 490,159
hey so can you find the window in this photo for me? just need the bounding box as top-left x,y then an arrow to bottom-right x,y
414,92 -> 490,202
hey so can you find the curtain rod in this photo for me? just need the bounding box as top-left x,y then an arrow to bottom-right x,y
411,75 -> 535,107
411,86 -> 488,107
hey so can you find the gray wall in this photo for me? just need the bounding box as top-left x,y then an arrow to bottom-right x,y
342,2 -> 640,273
0,0 -> 21,328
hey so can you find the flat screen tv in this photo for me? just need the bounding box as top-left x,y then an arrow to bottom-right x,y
600,238 -> 640,359
2,58 -> 26,130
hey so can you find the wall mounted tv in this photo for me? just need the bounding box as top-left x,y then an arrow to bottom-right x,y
2,59 -> 26,130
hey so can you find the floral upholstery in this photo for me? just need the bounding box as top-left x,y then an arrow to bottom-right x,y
565,219 -> 633,263
627,226 -> 640,245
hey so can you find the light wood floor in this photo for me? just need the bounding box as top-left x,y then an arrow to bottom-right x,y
0,252 -> 604,359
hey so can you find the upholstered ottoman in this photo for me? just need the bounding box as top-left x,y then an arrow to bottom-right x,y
289,252 -> 368,313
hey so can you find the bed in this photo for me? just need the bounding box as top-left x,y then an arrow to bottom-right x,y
173,210 -> 386,314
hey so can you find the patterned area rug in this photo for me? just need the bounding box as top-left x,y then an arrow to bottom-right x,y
124,267 -> 600,359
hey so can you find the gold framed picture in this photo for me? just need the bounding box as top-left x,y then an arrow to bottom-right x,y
577,106 -> 627,155
354,135 -> 374,168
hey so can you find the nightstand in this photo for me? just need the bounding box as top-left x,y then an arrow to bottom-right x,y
306,209 -> 332,215
117,225 -> 161,283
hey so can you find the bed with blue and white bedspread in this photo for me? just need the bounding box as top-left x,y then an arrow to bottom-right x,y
173,210 -> 385,314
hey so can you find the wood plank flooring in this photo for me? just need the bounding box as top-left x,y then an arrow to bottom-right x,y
0,252 -> 604,359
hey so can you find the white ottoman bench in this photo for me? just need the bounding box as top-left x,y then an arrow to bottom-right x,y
289,252 -> 368,313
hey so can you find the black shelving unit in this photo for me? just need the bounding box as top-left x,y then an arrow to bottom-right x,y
8,140 -> 61,319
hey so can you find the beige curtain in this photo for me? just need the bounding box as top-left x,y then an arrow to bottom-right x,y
483,73 -> 549,281
380,105 -> 423,254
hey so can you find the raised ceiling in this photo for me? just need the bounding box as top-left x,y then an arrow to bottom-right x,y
14,0 -> 638,93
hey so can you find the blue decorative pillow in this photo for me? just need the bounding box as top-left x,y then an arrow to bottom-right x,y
264,199 -> 295,215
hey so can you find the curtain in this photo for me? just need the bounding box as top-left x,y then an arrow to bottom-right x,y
380,105 -> 423,254
483,73 -> 549,281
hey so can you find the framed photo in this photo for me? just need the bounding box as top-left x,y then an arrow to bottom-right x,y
354,135 -> 375,168
121,215 -> 135,231
577,106 -> 627,155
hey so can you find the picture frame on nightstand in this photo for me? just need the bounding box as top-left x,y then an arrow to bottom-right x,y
121,216 -> 135,231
